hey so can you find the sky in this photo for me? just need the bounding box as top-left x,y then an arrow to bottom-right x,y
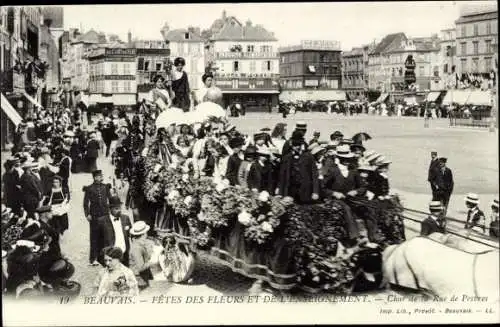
58,1 -> 498,51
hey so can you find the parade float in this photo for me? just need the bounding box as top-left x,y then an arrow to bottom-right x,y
126,100 -> 407,294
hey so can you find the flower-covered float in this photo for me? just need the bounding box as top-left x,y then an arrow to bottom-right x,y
128,120 -> 406,294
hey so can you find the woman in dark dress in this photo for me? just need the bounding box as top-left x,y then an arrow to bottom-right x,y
44,176 -> 70,235
171,57 -> 191,112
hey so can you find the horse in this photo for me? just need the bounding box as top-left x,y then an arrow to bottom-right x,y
382,233 -> 499,299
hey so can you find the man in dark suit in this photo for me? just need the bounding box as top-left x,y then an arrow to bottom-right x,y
226,137 -> 245,186
3,158 -> 23,215
247,148 -> 274,193
282,124 -> 308,156
421,201 -> 446,236
432,157 -> 454,215
96,196 -> 132,267
83,170 -> 112,266
20,161 -> 44,218
427,151 -> 440,200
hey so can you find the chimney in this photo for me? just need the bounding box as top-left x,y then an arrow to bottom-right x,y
222,10 -> 227,20
128,30 -> 132,45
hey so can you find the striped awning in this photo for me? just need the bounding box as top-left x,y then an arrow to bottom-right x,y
375,93 -> 389,103
1,93 -> 23,127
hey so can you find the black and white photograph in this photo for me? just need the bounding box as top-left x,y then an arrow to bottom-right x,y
0,1 -> 498,325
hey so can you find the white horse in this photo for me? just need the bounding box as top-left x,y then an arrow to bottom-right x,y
382,233 -> 499,299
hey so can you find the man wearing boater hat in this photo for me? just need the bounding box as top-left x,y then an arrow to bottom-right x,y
421,201 -> 446,236
19,160 -> 44,218
83,170 -> 113,266
464,193 -> 486,233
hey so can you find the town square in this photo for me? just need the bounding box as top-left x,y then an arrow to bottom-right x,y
0,2 -> 498,325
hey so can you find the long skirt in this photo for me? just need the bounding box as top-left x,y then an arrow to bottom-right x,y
50,214 -> 69,235
210,221 -> 296,291
154,204 -> 189,239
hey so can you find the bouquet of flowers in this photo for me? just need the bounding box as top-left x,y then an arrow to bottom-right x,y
2,224 -> 24,249
240,191 -> 291,245
112,275 -> 132,295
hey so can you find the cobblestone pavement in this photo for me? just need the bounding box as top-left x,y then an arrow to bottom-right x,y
2,114 -> 498,300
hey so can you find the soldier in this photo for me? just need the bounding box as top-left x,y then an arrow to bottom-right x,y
464,193 -> 486,233
421,201 -> 446,236
83,170 -> 113,266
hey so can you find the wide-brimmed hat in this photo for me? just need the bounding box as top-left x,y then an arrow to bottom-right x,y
229,137 -> 245,149
63,131 -> 75,138
311,145 -> 326,156
22,160 -> 38,170
492,199 -> 499,209
335,145 -> 355,159
365,151 -> 382,164
40,258 -> 75,282
130,221 -> 151,236
109,196 -> 122,208
373,156 -> 392,166
465,193 -> 479,205
429,201 -> 443,212
253,132 -> 267,142
331,131 -> 343,138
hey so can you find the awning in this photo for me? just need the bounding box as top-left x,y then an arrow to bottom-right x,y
465,90 -> 492,106
426,91 -> 441,102
222,90 -> 280,94
375,93 -> 389,103
23,91 -> 43,109
441,90 -> 471,106
308,65 -> 316,73
1,93 -> 23,127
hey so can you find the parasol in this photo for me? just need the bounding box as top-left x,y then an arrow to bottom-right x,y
194,102 -> 226,121
155,107 -> 185,129
352,132 -> 372,145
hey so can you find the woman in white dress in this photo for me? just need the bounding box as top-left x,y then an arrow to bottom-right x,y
270,123 -> 288,154
147,75 -> 172,112
194,72 -> 214,106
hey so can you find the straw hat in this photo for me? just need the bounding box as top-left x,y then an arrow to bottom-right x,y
429,201 -> 443,213
130,221 -> 151,236
335,145 -> 355,159
492,199 -> 499,209
465,193 -> 479,205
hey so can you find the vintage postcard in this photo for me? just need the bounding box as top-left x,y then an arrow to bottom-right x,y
1,1 -> 498,325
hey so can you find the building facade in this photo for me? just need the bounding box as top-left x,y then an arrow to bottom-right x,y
205,11 -> 280,111
133,39 -> 170,100
162,26 -> 205,92
280,40 -> 342,90
342,47 -> 366,100
60,29 -> 106,91
88,47 -> 137,107
455,6 -> 498,82
439,28 -> 458,90
368,32 -> 441,102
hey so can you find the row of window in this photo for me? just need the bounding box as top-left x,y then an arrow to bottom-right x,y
458,39 -> 495,56
89,80 -> 133,93
280,52 -> 341,64
231,45 -> 273,53
459,57 -> 494,74
218,60 -> 275,73
281,79 -> 339,89
171,43 -> 202,56
369,53 -> 432,65
458,20 -> 495,38
89,63 -> 133,75
368,66 -> 428,78
281,65 -> 340,76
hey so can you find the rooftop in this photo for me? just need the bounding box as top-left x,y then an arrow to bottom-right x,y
71,29 -> 106,44
164,28 -> 204,42
208,11 -> 277,42
370,32 -> 407,55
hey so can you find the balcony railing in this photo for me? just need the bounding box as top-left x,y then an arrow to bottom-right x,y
215,52 -> 279,59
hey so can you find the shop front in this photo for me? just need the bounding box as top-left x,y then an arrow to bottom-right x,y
215,78 -> 280,112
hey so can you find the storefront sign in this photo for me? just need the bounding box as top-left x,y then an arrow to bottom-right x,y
136,48 -> 170,56
305,79 -> 319,86
216,78 -> 278,90
301,40 -> 341,51
105,48 -> 136,56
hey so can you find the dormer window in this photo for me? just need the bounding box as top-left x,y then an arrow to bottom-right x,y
184,32 -> 190,40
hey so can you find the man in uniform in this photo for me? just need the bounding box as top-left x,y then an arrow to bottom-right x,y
427,151 -> 440,200
83,170 -> 112,266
